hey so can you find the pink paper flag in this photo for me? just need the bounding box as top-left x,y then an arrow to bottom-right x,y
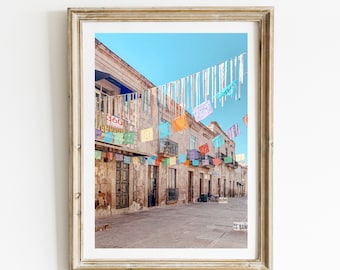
193,100 -> 213,122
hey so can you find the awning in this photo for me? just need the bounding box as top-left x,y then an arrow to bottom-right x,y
95,140 -> 150,157
95,70 -> 134,95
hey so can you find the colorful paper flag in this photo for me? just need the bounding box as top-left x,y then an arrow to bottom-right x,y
236,153 -> 245,162
123,132 -> 135,145
184,160 -> 190,166
188,149 -> 199,160
215,80 -> 237,99
141,127 -> 153,142
103,132 -> 114,143
224,156 -> 233,164
226,124 -> 240,139
212,134 -> 224,148
115,153 -> 123,161
178,153 -> 187,163
198,143 -> 209,155
162,158 -> 170,166
132,157 -> 139,165
169,157 -> 177,166
243,115 -> 248,128
148,157 -> 154,165
155,157 -> 162,166
213,158 -> 222,165
158,121 -> 172,138
171,114 -> 188,132
139,157 -> 146,164
124,156 -> 131,164
202,159 -> 210,166
95,129 -> 102,138
114,132 -> 123,145
95,150 -> 101,160
192,160 -> 199,166
107,152 -> 113,161
193,100 -> 213,122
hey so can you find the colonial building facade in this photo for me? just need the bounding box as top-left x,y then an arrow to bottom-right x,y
94,38 -> 247,217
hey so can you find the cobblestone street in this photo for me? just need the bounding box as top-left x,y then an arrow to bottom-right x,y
95,197 -> 247,248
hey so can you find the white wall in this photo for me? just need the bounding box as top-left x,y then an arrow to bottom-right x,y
1,1 -> 339,269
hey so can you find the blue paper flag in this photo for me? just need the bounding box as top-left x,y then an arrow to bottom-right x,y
212,134 -> 224,148
158,122 -> 172,138
103,132 -> 114,143
124,156 -> 131,164
192,160 -> 199,166
216,80 -> 237,99
178,153 -> 187,163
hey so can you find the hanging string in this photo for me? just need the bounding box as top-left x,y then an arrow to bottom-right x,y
191,74 -> 194,111
181,77 -> 185,114
224,60 -> 228,105
218,62 -> 224,107
195,72 -> 200,108
238,53 -> 245,99
154,52 -> 246,116
212,65 -> 217,109
186,76 -> 190,112
234,56 -> 238,101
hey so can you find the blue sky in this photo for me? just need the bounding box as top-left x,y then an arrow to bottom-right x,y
96,33 -> 248,164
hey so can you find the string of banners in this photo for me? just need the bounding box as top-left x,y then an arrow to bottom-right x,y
156,52 -> 246,119
95,52 -> 247,164
95,150 -> 246,166
95,52 -> 246,131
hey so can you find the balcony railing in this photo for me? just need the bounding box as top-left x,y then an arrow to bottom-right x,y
201,155 -> 214,167
221,154 -> 238,168
187,149 -> 201,160
166,188 -> 179,203
159,138 -> 178,156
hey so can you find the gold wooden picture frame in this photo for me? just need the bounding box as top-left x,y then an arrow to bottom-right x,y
68,6 -> 273,270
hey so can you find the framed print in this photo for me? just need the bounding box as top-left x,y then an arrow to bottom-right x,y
68,6 -> 273,270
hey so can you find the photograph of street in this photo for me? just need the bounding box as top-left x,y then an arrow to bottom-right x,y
93,33 -> 248,248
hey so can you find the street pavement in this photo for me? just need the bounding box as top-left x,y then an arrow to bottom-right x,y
95,197 -> 247,248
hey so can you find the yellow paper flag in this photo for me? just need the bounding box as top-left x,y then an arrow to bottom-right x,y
169,156 -> 177,166
141,127 -> 153,142
236,154 -> 245,162
132,157 -> 139,165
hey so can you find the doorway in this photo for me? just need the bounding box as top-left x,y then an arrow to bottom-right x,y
199,173 -> 204,195
116,161 -> 129,209
188,171 -> 194,202
148,165 -> 158,207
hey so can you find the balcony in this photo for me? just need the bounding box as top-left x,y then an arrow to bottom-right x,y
166,188 -> 179,204
221,154 -> 238,168
187,149 -> 200,160
186,149 -> 215,168
201,155 -> 214,168
159,138 -> 178,157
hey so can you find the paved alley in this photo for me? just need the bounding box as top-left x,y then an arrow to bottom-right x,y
95,197 -> 247,248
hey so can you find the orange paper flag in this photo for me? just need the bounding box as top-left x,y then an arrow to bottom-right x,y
243,114 -> 248,128
171,114 -> 188,132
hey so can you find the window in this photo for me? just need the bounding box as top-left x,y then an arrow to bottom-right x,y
189,135 -> 196,150
167,168 -> 178,202
168,168 -> 176,188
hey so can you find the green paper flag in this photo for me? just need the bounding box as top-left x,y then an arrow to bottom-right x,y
224,156 -> 233,164
123,132 -> 135,145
